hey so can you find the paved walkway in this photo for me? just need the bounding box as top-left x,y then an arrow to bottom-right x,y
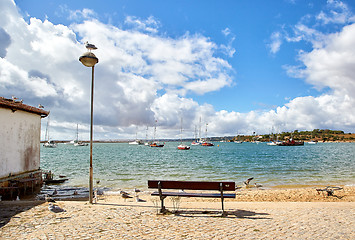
1,201 -> 354,239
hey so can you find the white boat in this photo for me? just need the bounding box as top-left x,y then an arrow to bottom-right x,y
43,115 -> 57,148
129,127 -> 144,145
74,141 -> 88,146
129,140 -> 144,145
74,124 -> 88,146
44,140 -> 57,148
192,117 -> 203,146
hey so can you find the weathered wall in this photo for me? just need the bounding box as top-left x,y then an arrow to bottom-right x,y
0,108 -> 41,178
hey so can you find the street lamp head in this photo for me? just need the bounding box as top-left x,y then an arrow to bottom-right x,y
79,51 -> 99,67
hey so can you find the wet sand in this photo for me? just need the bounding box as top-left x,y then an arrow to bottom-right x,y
1,186 -> 354,239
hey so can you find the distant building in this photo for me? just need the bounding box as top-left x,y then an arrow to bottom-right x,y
0,97 -> 49,199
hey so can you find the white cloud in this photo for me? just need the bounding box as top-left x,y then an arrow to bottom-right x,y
268,31 -> 282,54
316,0 -> 354,24
124,16 -> 160,33
0,0 -> 236,140
1,0 -> 355,141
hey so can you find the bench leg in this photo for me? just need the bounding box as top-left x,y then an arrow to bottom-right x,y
220,184 -> 227,217
160,196 -> 167,214
221,200 -> 227,217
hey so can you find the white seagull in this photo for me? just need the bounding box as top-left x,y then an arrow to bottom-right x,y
45,194 -> 56,203
48,203 -> 66,213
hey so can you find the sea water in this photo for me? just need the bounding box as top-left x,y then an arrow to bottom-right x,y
40,142 -> 355,190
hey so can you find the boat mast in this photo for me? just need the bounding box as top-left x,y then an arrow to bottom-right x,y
180,117 -> 183,144
45,114 -> 50,141
205,123 -> 208,141
145,126 -> 148,141
153,120 -> 157,141
76,124 -> 79,142
199,117 -> 202,142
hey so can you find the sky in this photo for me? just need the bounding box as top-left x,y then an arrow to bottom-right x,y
1,0 -> 355,140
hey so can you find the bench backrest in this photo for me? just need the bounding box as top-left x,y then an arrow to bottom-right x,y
148,180 -> 235,191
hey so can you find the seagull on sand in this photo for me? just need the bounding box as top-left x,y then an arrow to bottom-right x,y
254,183 -> 263,188
134,188 -> 141,196
135,196 -> 146,202
48,203 -> 66,213
120,191 -> 132,201
45,195 -> 56,203
244,177 -> 254,186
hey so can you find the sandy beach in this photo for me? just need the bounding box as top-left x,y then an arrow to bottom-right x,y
1,186 -> 354,239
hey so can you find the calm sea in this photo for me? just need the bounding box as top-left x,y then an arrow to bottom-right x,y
40,142 -> 355,190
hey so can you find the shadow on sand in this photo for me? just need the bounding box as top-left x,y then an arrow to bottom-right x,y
0,201 -> 44,228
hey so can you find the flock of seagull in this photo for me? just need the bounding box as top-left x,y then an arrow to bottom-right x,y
45,177 -> 261,214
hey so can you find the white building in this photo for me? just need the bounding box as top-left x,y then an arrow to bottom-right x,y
0,97 -> 49,198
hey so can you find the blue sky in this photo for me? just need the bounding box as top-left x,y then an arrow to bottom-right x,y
1,0 -> 355,140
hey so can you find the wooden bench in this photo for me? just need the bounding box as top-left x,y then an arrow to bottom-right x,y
148,180 -> 236,216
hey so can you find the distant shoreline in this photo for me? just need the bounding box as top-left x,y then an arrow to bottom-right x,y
41,139 -> 355,143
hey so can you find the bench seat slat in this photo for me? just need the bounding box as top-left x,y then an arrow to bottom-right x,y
151,191 -> 236,198
148,180 -> 235,191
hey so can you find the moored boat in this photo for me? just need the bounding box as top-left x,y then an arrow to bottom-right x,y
178,144 -> 191,150
129,140 -> 144,145
279,139 -> 304,146
44,140 -> 57,148
201,141 -> 214,146
201,123 -> 214,146
150,142 -> 164,147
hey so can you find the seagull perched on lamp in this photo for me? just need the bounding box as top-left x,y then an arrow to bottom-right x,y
85,41 -> 97,51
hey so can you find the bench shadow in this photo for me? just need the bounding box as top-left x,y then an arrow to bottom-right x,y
173,209 -> 271,219
94,203 -> 271,219
0,201 -> 44,228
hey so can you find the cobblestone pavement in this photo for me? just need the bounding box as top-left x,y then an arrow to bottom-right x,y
1,201 -> 354,239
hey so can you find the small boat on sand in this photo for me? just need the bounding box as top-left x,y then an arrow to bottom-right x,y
43,171 -> 68,185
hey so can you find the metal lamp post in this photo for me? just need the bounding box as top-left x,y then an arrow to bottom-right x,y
79,42 -> 98,204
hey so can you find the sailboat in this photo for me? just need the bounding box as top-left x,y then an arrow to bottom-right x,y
74,124 -> 88,146
129,126 -> 144,145
308,132 -> 318,144
144,126 -> 151,146
191,117 -> 202,145
201,123 -> 214,146
177,118 -> 190,150
150,121 -> 164,147
43,115 -> 57,148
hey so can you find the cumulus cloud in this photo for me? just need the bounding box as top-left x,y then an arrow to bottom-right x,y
0,0 -> 235,140
1,0 -> 354,141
